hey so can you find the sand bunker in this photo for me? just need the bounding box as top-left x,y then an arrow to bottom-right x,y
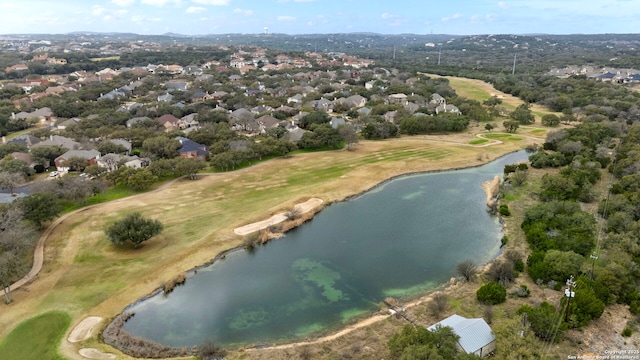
234,198 -> 323,236
79,348 -> 116,359
68,316 -> 103,343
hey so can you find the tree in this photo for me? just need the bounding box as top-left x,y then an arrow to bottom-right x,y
125,169 -> 158,191
30,145 -> 67,167
503,120 -> 520,133
0,207 -> 36,303
456,259 -> 478,281
17,193 -> 63,229
174,158 -> 207,180
484,123 -> 494,133
96,141 -> 128,155
63,156 -> 90,172
517,302 -> 566,342
476,281 -> 506,305
388,324 -> 461,360
0,156 -> 33,177
299,111 -> 330,128
338,124 -> 359,150
105,212 -> 163,248
541,114 -> 560,127
510,104 -> 535,125
142,136 -> 180,159
0,171 -> 23,194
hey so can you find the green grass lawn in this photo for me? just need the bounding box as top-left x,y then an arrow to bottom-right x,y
0,311 -> 70,360
469,139 -> 489,145
484,134 -> 513,139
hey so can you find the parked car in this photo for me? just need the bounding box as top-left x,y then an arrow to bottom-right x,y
49,171 -> 59,177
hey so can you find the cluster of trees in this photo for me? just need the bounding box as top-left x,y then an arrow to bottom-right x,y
398,113 -> 470,135
388,324 -> 481,360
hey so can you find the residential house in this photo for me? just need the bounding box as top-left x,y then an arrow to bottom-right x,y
284,127 -> 307,143
435,104 -> 462,115
158,93 -> 174,102
156,114 -> 181,131
404,102 -> 420,114
287,94 -> 305,105
330,117 -> 346,129
97,153 -> 140,171
9,134 -> 41,148
427,314 -> 495,357
336,94 -> 367,109
357,107 -> 372,116
56,117 -> 81,130
108,139 -> 133,154
176,137 -> 209,160
95,68 -> 118,81
32,135 -> 80,151
388,93 -> 408,105
5,64 -> 28,73
179,113 -> 200,130
126,117 -> 150,128
256,115 -> 280,133
165,81 -> 189,91
431,93 -> 446,105
230,108 -> 258,132
54,149 -> 101,172
9,152 -> 46,171
313,98 -> 334,112
183,65 -> 203,76
99,89 -> 127,100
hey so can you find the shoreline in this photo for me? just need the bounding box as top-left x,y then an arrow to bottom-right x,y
103,149 -> 525,356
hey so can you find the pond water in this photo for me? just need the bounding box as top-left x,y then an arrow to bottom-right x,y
120,150 -> 529,347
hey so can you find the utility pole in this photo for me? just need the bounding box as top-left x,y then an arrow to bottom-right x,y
438,48 -> 441,65
393,45 -> 396,60
590,253 -> 598,280
512,53 -> 517,75
564,276 -> 576,322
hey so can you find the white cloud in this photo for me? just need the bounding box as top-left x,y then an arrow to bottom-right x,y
441,13 -> 464,22
111,0 -> 135,6
381,12 -> 399,19
186,6 -> 206,13
470,13 -> 499,23
192,0 -> 230,5
277,15 -> 296,21
141,0 -> 181,6
131,15 -> 162,22
233,8 -> 254,16
497,1 -> 510,10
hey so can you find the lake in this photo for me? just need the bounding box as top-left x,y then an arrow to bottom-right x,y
119,150 -> 529,347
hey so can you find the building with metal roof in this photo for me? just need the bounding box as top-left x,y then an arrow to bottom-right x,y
427,314 -> 495,357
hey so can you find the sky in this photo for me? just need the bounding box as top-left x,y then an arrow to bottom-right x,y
1,0 -> 640,36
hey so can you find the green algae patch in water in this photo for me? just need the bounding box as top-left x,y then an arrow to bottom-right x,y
292,258 -> 347,303
229,308 -> 270,331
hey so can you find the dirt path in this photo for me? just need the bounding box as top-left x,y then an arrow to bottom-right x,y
234,198 -> 324,236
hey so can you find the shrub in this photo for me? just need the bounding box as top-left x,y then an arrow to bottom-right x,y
500,235 -> 508,247
456,259 -> 478,281
517,284 -> 530,297
499,204 -> 511,216
428,292 -> 449,319
622,326 -> 633,337
488,260 -> 516,286
477,281 -> 507,305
